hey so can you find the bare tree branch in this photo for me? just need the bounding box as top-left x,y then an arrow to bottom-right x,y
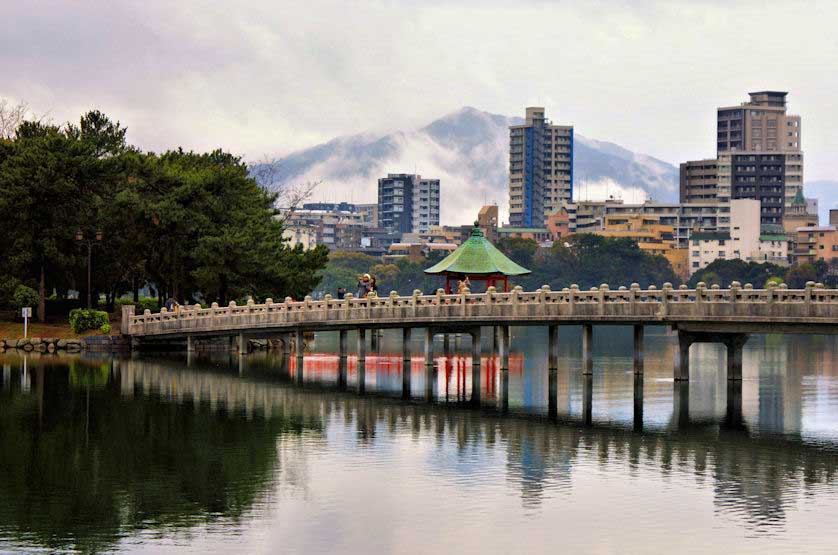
0,98 -> 29,140
250,155 -> 320,225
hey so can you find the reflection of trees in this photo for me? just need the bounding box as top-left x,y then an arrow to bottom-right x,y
0,358 -> 319,553
125,356 -> 838,534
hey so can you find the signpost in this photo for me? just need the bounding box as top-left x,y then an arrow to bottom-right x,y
22,307 -> 32,338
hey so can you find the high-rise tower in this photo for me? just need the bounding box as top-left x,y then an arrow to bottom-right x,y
508,107 -> 573,227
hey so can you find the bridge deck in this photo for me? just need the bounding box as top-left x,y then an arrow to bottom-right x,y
125,283 -> 838,339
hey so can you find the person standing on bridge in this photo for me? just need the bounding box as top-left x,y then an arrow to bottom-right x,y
337,287 -> 346,300
356,274 -> 371,298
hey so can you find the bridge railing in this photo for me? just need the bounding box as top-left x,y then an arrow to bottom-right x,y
126,281 -> 838,337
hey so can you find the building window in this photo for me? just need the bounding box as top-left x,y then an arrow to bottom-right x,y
692,262 -> 699,268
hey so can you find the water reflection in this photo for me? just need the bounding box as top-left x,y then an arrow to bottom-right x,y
0,328 -> 837,552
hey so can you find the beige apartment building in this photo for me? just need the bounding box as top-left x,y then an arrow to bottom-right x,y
508,107 -> 573,228
680,91 -> 806,226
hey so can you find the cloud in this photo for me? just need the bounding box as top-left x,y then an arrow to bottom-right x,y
1,0 -> 836,184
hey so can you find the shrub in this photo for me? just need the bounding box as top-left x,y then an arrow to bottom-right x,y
12,285 -> 39,310
69,309 -> 110,334
113,297 -> 159,314
0,276 -> 22,308
100,323 -> 111,334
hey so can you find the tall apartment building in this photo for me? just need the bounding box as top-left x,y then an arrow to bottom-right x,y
679,159 -> 718,202
680,91 -> 804,226
508,107 -> 573,228
377,173 -> 440,233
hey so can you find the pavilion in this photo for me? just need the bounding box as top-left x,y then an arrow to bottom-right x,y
424,224 -> 531,293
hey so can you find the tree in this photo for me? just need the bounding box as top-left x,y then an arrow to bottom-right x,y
688,259 -> 786,288
785,263 -> 819,288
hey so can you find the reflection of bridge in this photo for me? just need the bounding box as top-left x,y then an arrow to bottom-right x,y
119,357 -> 838,529
123,283 -> 838,399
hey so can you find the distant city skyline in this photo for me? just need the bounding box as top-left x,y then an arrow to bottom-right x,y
2,1 -> 837,182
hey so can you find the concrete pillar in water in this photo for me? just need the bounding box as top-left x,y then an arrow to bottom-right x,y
357,328 -> 366,394
582,373 -> 593,426
471,327 -> 482,404
674,332 -> 691,382
548,324 -> 559,371
371,329 -> 380,352
581,324 -> 593,375
633,374 -> 644,432
186,335 -> 196,353
402,328 -> 412,399
424,328 -> 434,369
295,328 -> 304,383
338,330 -> 348,389
238,333 -> 248,356
673,381 -> 690,429
498,325 -> 510,412
424,328 -> 435,401
633,324 -> 644,375
725,379 -> 744,430
726,334 -> 748,381
493,326 -> 500,352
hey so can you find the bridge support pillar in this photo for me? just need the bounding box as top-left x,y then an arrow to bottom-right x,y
186,335 -> 196,353
471,327 -> 481,405
443,333 -> 451,355
238,333 -> 248,356
582,373 -> 593,426
338,330 -> 348,389
294,329 -> 304,382
724,380 -> 744,430
371,329 -> 380,352
633,325 -> 644,375
725,335 -> 748,380
357,328 -> 366,394
424,328 -> 434,369
498,325 -> 510,372
633,374 -> 644,432
282,334 -> 291,356
582,324 -> 593,375
402,328 -> 412,399
674,332 -> 691,382
498,325 -> 510,412
674,381 -> 690,429
674,330 -> 748,382
548,325 -> 559,372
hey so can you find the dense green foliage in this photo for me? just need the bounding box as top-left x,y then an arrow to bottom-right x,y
315,251 -> 448,296
689,259 -> 837,288
68,309 -> 109,334
316,234 -> 678,296
12,285 -> 38,310
502,234 -> 678,290
0,109 -> 328,321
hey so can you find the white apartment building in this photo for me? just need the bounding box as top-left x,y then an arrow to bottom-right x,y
688,198 -> 788,274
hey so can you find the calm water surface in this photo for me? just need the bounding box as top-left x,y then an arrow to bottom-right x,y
1,326 -> 838,553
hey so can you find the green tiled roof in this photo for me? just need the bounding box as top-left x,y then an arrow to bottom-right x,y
425,226 -> 531,276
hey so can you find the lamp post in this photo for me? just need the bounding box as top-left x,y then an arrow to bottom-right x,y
75,230 -> 103,309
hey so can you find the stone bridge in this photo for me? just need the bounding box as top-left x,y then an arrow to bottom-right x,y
122,281 -> 838,391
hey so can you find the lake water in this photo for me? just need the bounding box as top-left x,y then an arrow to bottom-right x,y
1,326 -> 838,553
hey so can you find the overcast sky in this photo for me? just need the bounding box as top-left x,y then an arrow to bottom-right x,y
3,0 -> 837,179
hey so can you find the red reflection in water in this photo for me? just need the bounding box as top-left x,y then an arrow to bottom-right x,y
289,353 -> 523,399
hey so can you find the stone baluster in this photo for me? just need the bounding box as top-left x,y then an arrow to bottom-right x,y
569,284 -> 578,315
598,283 -> 608,315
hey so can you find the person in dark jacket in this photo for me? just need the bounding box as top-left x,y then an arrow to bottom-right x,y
337,287 -> 346,299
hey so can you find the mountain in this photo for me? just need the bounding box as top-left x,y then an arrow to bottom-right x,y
269,107 -> 830,226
